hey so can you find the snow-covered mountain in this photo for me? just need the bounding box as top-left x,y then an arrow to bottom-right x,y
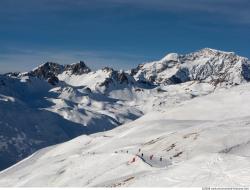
1,48 -> 250,187
132,48 -> 250,86
0,62 -> 142,170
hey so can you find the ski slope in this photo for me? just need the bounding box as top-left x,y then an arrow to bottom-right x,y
1,83 -> 250,187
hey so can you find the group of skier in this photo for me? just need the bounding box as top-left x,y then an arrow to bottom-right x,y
115,148 -> 164,164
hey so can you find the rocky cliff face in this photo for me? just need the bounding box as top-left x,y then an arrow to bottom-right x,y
64,61 -> 91,75
26,61 -> 91,85
99,67 -> 134,89
28,62 -> 63,85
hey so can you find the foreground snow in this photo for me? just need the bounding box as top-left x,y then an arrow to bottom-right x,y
1,83 -> 250,187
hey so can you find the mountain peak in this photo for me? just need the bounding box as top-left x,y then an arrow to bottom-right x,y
133,48 -> 250,86
25,61 -> 91,85
33,62 -> 64,73
27,62 -> 63,85
64,61 -> 91,75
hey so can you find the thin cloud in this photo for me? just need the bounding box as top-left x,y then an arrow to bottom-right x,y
1,0 -> 250,24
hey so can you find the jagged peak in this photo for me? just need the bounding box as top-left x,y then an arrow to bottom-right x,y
29,62 -> 63,77
64,61 -> 91,75
26,62 -> 63,85
32,62 -> 64,72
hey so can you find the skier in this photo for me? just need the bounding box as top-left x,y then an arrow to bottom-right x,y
141,153 -> 144,157
131,157 -> 136,163
160,157 -> 162,162
138,148 -> 141,152
150,155 -> 153,160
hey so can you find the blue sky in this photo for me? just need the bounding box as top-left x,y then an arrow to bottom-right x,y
1,0 -> 250,73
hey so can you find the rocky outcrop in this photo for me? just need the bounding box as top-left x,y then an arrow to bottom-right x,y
99,67 -> 131,89
64,61 -> 91,75
27,62 -> 63,85
26,61 -> 91,85
29,62 -> 64,78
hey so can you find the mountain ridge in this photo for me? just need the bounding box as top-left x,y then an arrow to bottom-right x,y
6,48 -> 249,89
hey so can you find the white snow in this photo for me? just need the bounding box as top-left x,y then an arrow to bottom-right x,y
1,83 -> 250,187
133,48 -> 249,86
160,53 -> 179,62
58,70 -> 110,90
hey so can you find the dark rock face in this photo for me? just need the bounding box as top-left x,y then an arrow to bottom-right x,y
64,61 -> 91,75
27,61 -> 91,85
242,63 -> 250,81
130,64 -> 143,76
28,62 -> 63,85
99,67 -> 130,89
99,69 -> 130,89
117,72 -> 129,84
167,67 -> 190,84
29,62 -> 64,79
47,75 -> 59,85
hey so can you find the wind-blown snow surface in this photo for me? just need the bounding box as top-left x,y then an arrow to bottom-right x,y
1,83 -> 250,187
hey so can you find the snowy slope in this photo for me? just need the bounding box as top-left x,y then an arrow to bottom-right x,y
0,74 -> 87,170
1,83 -> 250,187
